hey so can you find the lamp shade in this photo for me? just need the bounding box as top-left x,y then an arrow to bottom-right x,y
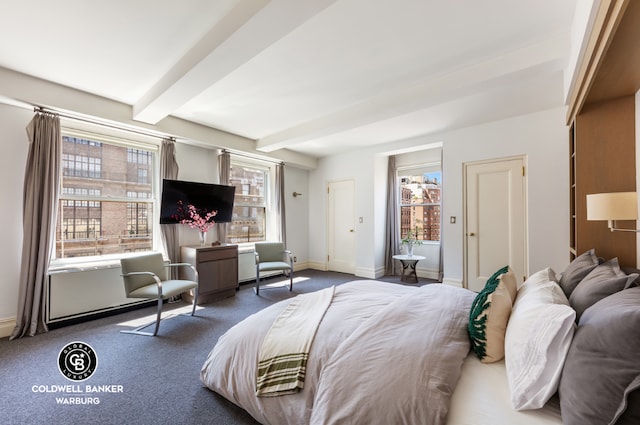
586,192 -> 638,221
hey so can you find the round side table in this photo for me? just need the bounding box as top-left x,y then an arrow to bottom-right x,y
392,254 -> 426,283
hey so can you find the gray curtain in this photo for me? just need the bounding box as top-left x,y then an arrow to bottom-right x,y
217,150 -> 231,242
275,163 -> 286,245
384,155 -> 400,276
11,112 -> 61,339
160,138 -> 179,273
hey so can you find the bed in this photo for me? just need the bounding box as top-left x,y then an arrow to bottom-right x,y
201,252 -> 640,425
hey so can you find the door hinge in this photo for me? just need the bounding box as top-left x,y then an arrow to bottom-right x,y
327,255 -> 330,262
327,187 -> 330,194
522,166 -> 526,177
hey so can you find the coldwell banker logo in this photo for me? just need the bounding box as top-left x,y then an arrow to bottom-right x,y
58,341 -> 98,381
31,341 -> 124,405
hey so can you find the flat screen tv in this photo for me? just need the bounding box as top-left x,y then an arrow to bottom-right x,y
159,179 -> 236,224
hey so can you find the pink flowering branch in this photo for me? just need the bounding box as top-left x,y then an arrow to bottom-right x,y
171,200 -> 218,232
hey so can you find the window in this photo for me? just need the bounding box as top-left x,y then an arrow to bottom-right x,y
60,187 -> 102,240
398,166 -> 441,242
62,137 -> 102,179
126,191 -> 152,244
227,161 -> 268,243
54,133 -> 156,259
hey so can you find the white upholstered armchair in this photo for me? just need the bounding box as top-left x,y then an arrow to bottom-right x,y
254,242 -> 294,295
120,252 -> 198,336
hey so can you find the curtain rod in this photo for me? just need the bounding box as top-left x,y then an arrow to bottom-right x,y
34,106 -> 174,142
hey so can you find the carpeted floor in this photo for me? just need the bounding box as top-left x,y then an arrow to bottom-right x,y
0,270 -> 433,425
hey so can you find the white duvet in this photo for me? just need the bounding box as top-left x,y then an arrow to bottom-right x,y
201,280 -> 476,425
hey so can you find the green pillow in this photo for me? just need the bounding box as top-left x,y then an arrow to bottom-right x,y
468,265 -> 517,362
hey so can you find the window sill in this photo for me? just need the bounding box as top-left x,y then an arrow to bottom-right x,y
49,260 -> 120,275
236,242 -> 258,254
48,251 -> 158,274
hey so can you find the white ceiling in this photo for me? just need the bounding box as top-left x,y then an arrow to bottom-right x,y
0,0 -> 577,159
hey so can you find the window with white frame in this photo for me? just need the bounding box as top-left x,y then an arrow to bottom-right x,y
227,161 -> 269,243
398,165 -> 441,242
54,132 -> 157,259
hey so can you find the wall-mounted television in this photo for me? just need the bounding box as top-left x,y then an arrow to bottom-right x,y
159,179 -> 236,224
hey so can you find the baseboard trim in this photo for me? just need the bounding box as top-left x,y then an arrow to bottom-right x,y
417,267 -> 439,281
0,317 -> 16,339
292,261 -> 310,272
354,267 -> 378,279
443,277 -> 464,288
307,261 -> 327,271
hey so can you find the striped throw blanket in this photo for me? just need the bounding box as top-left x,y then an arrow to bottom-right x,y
256,286 -> 335,397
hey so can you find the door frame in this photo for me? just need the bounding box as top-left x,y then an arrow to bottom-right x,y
462,155 -> 528,289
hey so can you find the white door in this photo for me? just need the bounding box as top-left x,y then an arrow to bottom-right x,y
464,157 -> 527,292
327,179 -> 355,274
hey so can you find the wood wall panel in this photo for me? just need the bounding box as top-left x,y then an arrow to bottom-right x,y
575,95 -> 636,266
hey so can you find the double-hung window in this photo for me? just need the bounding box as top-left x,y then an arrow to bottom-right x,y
227,161 -> 269,244
398,165 -> 442,242
54,131 -> 157,260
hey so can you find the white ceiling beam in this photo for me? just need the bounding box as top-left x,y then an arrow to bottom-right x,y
132,0 -> 338,125
255,34 -> 569,152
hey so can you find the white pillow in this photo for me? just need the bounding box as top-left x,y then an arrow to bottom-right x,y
504,274 -> 576,410
518,267 -> 557,291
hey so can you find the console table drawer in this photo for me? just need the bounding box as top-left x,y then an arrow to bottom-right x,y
197,247 -> 237,262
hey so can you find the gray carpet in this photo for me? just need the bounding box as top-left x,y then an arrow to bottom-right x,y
0,270 -> 432,425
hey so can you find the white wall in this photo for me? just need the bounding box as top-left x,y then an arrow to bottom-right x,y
0,104 -> 32,334
309,144 -> 443,279
441,107 -> 569,284
564,0 -> 598,104
309,148 -> 383,277
309,106 -> 570,286
285,166 -> 310,269
372,155 -> 389,277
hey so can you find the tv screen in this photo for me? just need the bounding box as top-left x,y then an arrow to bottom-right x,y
159,179 -> 236,224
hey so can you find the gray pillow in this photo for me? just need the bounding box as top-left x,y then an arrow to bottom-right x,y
559,287 -> 640,425
622,267 -> 640,287
569,258 -> 638,321
558,248 -> 599,297
616,380 -> 640,425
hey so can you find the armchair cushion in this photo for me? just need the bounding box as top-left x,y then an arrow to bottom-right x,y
259,261 -> 293,272
119,252 -> 199,336
254,242 -> 294,295
128,279 -> 198,299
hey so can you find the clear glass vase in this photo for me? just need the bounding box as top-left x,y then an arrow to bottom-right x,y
406,241 -> 414,257
199,231 -> 207,247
